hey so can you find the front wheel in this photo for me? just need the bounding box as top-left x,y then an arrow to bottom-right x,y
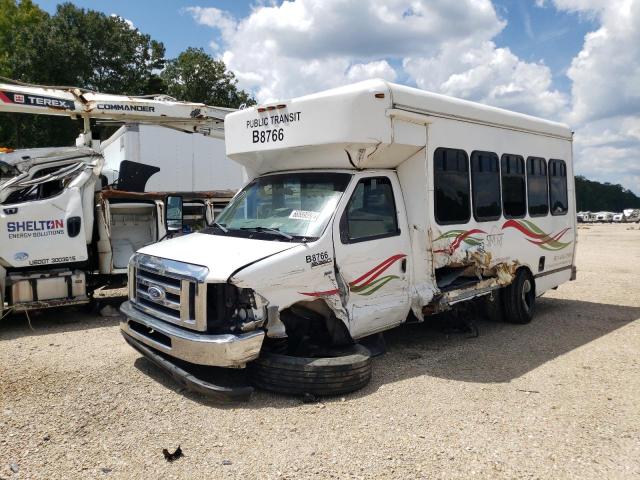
502,269 -> 536,324
249,344 -> 372,396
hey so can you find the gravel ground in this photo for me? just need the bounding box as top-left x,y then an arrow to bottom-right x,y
1,224 -> 639,479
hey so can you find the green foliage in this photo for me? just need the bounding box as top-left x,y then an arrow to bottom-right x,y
0,0 -> 48,80
0,2 -> 254,149
0,1 -> 168,147
42,3 -> 166,93
161,47 -> 255,108
575,176 -> 640,211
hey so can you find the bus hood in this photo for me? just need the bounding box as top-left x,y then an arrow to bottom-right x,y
137,232 -> 302,282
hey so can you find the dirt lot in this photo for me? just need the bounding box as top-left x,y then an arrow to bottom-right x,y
1,224 -> 639,479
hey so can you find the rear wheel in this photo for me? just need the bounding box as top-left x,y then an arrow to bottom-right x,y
249,344 -> 372,396
502,268 -> 536,324
482,289 -> 505,323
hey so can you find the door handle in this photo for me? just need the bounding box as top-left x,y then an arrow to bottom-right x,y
401,258 -> 407,273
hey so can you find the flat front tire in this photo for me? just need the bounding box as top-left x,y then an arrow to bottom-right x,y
502,269 -> 536,324
249,344 -> 372,396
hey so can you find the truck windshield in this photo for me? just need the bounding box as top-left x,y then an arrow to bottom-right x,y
214,172 -> 352,241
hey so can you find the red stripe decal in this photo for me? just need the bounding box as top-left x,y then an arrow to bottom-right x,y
502,219 -> 546,239
349,254 -> 406,288
0,91 -> 13,103
525,227 -> 570,245
299,253 -> 406,297
435,229 -> 485,255
300,288 -> 340,297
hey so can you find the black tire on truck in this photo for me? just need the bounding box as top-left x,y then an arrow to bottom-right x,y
481,288 -> 505,323
249,344 -> 372,396
502,268 -> 536,324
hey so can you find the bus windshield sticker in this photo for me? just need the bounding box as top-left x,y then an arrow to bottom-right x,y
289,210 -> 320,221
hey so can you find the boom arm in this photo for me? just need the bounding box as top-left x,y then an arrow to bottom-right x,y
0,79 -> 233,140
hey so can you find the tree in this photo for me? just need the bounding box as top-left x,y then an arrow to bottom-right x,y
161,48 -> 255,108
0,0 -> 49,81
0,1 -> 166,148
575,176 -> 640,211
41,3 -> 165,93
0,3 -> 253,149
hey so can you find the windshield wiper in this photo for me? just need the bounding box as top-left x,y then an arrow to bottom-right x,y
211,221 -> 228,233
240,226 -> 293,240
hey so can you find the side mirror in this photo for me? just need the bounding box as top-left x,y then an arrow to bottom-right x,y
165,195 -> 183,232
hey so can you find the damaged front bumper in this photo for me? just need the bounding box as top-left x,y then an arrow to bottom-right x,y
119,301 -> 265,367
121,332 -> 255,402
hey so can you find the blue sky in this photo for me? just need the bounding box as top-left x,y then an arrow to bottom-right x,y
35,0 -> 595,95
33,1 -> 640,194
34,1 -> 252,58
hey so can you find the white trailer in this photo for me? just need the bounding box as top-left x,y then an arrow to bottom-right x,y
623,208 -> 640,223
0,79 -> 240,314
595,211 -> 614,223
100,124 -> 245,192
120,80 -> 577,400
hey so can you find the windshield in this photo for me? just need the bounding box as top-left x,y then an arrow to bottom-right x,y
214,172 -> 352,241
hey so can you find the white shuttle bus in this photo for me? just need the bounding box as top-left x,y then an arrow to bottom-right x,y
120,80 -> 577,400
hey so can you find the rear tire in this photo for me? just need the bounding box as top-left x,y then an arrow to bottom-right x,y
482,289 -> 505,323
249,344 -> 372,396
502,269 -> 536,324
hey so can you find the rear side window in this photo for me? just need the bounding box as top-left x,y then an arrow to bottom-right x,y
470,151 -> 501,222
501,154 -> 526,218
527,157 -> 548,217
549,159 -> 568,215
342,176 -> 399,243
434,148 -> 470,224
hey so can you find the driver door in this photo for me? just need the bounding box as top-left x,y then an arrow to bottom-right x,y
332,174 -> 412,338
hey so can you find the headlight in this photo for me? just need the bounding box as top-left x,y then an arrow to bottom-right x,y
206,285 -> 267,333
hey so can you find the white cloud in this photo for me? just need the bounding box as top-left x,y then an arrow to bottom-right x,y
187,0 -> 565,119
546,0 -> 640,193
186,0 -> 640,193
346,61 -> 397,83
110,14 -> 135,30
185,6 -> 237,38
562,1 -> 640,124
404,41 -> 568,117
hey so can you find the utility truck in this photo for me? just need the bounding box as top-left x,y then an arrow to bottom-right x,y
120,79 -> 577,401
0,79 -> 240,315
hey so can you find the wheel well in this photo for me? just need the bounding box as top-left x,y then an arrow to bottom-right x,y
515,265 -> 536,292
516,265 -> 534,279
280,299 -> 353,352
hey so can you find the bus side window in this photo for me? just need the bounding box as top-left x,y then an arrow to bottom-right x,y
527,157 -> 549,217
470,150 -> 501,222
501,154 -> 526,218
434,147 -> 470,225
549,159 -> 568,215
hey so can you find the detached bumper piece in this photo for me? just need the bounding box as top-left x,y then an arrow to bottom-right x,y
122,331 -> 254,402
120,300 -> 265,402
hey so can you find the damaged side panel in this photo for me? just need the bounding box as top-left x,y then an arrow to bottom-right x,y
0,149 -> 103,269
230,236 -> 352,339
426,226 -> 520,314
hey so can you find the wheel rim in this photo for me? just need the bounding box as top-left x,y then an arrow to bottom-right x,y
521,278 -> 533,313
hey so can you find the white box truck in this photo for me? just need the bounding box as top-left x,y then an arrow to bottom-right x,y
101,124 -> 245,192
120,80 -> 577,401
